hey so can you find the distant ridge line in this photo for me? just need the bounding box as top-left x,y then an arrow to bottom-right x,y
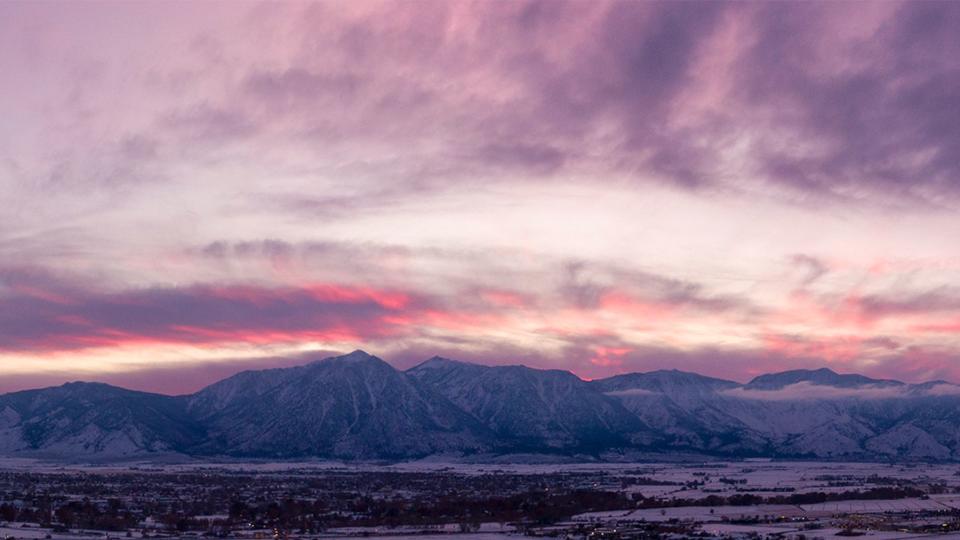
1,350 -> 959,461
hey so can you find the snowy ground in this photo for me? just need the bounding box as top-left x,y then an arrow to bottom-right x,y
2,459 -> 960,539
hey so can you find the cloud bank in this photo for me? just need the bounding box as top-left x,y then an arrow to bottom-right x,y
2,1 -> 960,391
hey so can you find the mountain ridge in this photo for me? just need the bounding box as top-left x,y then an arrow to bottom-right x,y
3,350 -> 960,461
743,367 -> 905,390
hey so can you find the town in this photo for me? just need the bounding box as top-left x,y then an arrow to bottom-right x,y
1,461 -> 960,539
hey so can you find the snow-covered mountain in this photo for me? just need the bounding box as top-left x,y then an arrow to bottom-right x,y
3,354 -> 960,461
743,367 -> 904,390
594,368 -> 960,460
0,382 -> 203,457
408,357 -> 650,452
590,370 -> 766,454
186,350 -> 490,459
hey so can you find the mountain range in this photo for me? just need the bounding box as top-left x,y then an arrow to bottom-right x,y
3,350 -> 960,461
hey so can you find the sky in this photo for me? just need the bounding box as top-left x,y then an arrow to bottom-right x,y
2,0 -> 960,394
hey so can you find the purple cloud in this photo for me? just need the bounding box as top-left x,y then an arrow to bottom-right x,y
0,267 -> 420,352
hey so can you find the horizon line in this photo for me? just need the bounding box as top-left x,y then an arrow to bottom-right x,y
4,349 -> 951,398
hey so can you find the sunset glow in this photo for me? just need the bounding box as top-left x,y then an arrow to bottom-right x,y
2,1 -> 960,393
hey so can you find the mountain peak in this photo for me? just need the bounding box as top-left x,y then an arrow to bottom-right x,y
745,368 -> 903,390
341,349 -> 375,360
61,380 -> 107,388
187,349 -> 486,459
307,349 -> 384,367
54,381 -> 141,397
408,356 -> 481,372
592,369 -> 739,395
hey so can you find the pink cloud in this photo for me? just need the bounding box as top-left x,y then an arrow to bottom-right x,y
590,345 -> 632,367
3,0 -> 960,390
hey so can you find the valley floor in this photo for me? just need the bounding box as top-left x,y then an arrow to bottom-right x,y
1,460 -> 960,539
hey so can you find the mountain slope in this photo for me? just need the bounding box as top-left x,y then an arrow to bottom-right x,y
408,357 -> 651,452
2,355 -> 960,461
594,367 -> 960,460
187,351 -> 490,459
0,382 -> 203,457
591,370 -> 768,453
